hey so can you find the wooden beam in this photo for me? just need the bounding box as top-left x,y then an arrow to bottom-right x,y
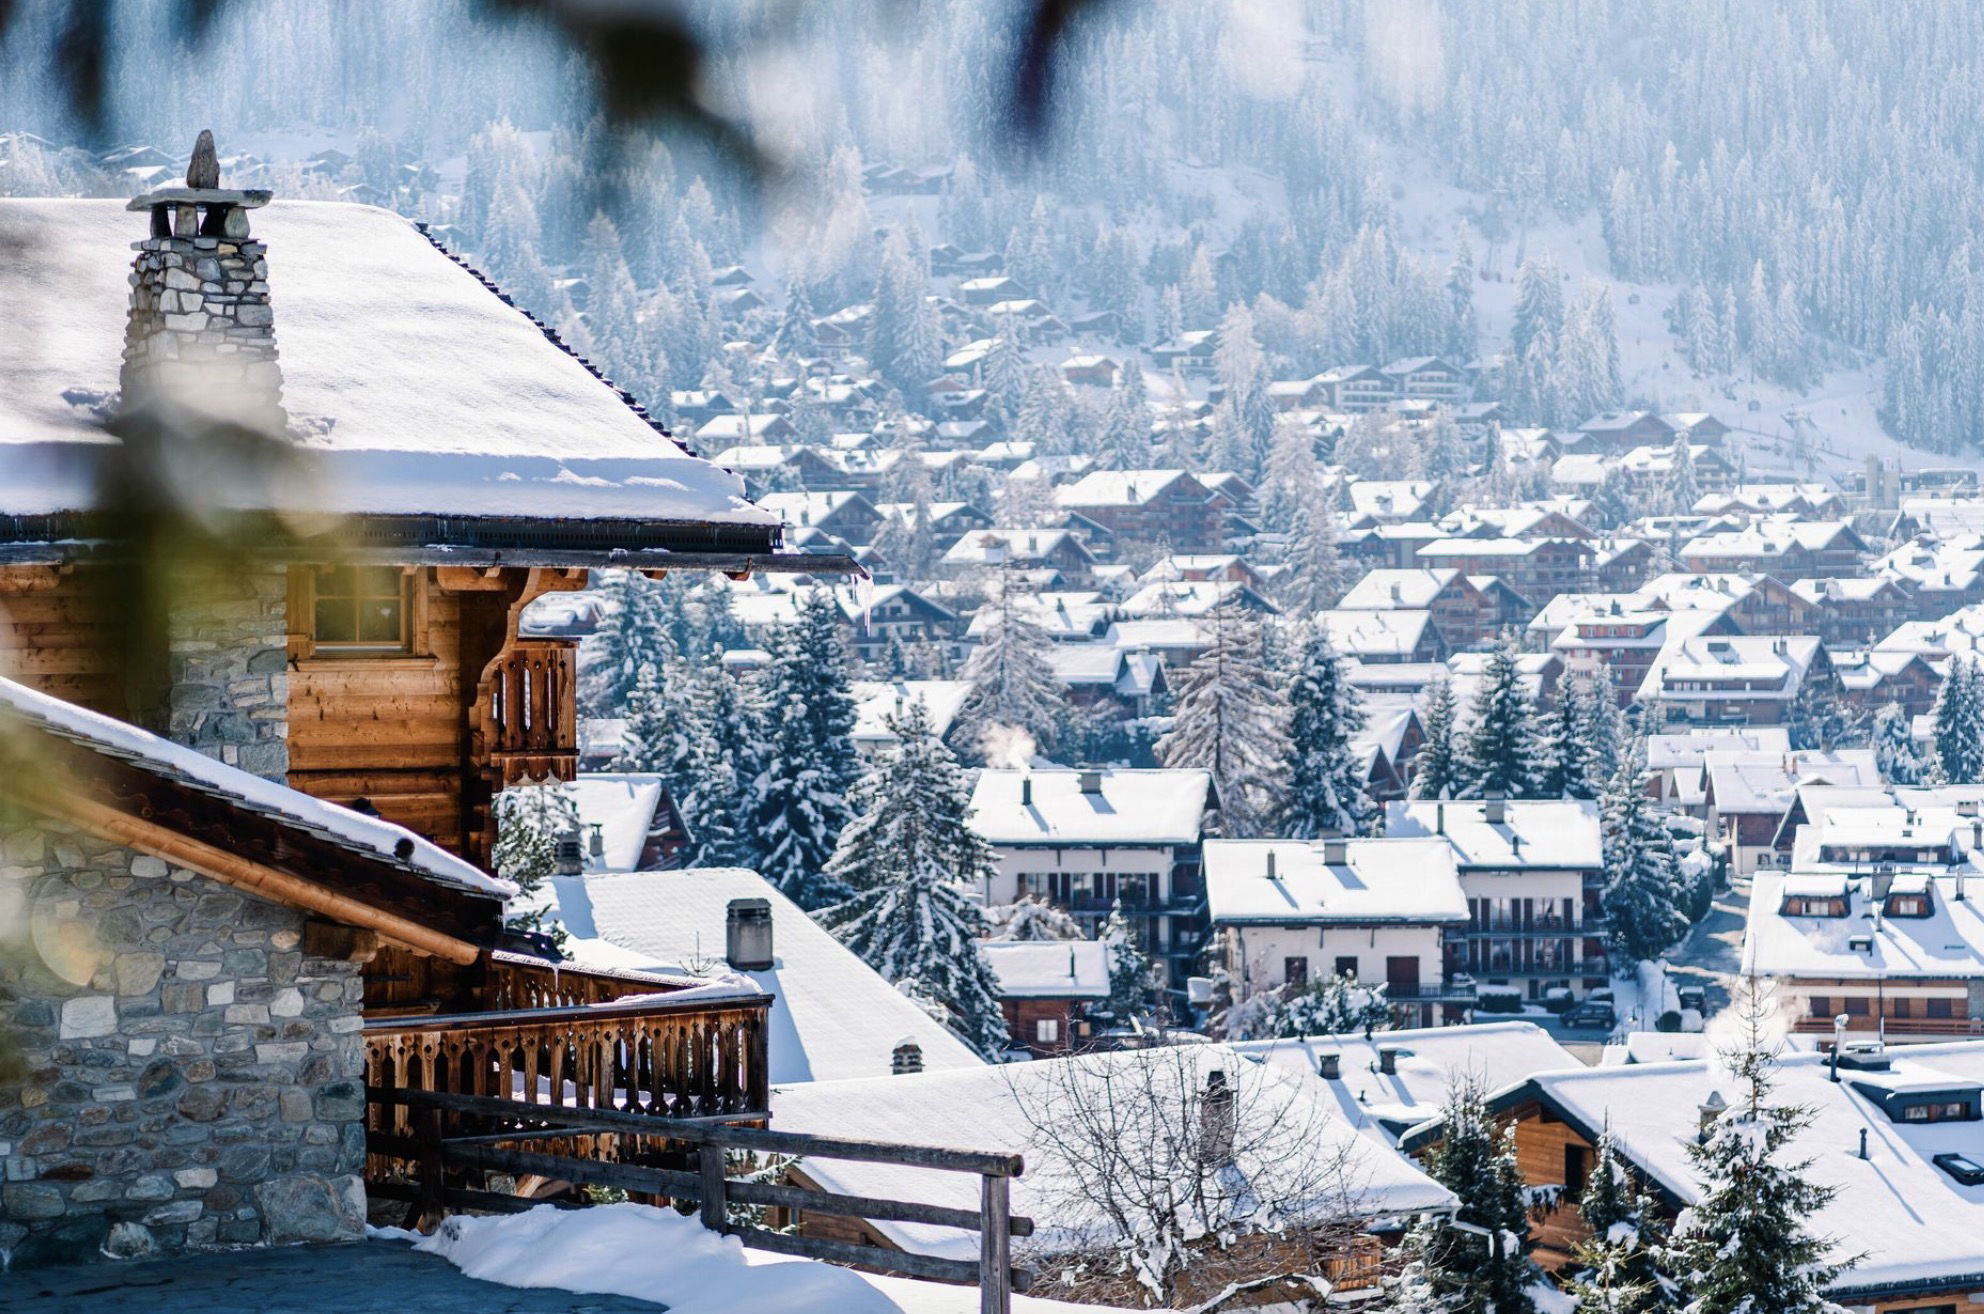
18,782 -> 483,965
433,566 -> 512,592
301,918 -> 382,963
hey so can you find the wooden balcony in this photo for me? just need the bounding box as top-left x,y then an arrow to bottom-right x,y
364,953 -> 772,1181
476,639 -> 578,787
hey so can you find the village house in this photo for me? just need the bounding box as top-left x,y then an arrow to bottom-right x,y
1701,749 -> 1882,874
1563,409 -> 1676,454
1314,364 -> 1396,413
1680,518 -> 1870,578
1637,634 -> 1827,728
1317,609 -> 1449,664
1052,469 -> 1227,552
0,173 -> 830,1263
1335,568 -> 1522,650
967,769 -> 1216,991
1377,355 -> 1470,405
1788,575 -> 1917,644
1635,570 -> 1823,635
941,528 -> 1098,586
1204,838 -> 1474,1028
1829,648 -> 1943,719
1873,534 -> 1984,618
1401,1041 -> 1984,1311
1416,537 -> 1594,604
977,940 -> 1110,1058
1386,798 -> 1608,1001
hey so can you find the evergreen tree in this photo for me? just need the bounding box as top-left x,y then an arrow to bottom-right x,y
1566,1128 -> 1667,1314
1658,979 -> 1853,1314
614,659 -> 695,803
1411,677 -> 1463,801
1225,971 -> 1391,1041
1099,364 -> 1152,469
492,783 -> 578,943
1102,900 -> 1162,1022
984,895 -> 1085,941
1874,701 -> 1927,786
1934,658 -> 1984,784
817,702 -> 1010,1058
1665,434 -> 1700,515
773,273 -> 819,358
1600,736 -> 1687,966
1543,674 -> 1614,801
954,574 -> 1063,760
1276,626 -> 1375,837
1460,633 -> 1546,799
678,658 -> 762,868
1421,1075 -> 1536,1314
584,569 -> 675,716
750,593 -> 862,908
1155,604 -> 1290,836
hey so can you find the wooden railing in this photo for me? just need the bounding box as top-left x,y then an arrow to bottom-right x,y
1792,1016 -> 1984,1037
369,1087 -> 1031,1314
484,949 -> 712,1010
478,639 -> 578,786
365,970 -> 773,1186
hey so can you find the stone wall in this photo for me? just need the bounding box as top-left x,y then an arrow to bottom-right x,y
120,229 -> 287,434
0,817 -> 365,1267
154,565 -> 291,783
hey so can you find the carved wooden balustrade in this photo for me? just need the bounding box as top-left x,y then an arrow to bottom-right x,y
365,954 -> 771,1181
475,639 -> 578,787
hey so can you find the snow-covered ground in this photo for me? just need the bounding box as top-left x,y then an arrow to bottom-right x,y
388,1202 -> 1114,1314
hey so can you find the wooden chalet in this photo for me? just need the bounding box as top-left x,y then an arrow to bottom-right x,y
0,162 -> 856,1267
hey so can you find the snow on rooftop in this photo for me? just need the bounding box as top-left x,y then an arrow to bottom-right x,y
0,199 -> 775,529
545,867 -> 982,1083
1385,799 -> 1602,870
770,1045 -> 1454,1260
1231,1022 -> 1580,1142
1744,869 -> 1984,981
1501,1044 -> 1984,1297
1203,838 -> 1467,926
968,768 -> 1214,847
850,680 -> 974,745
979,940 -> 1110,999
0,673 -> 512,899
567,774 -> 666,872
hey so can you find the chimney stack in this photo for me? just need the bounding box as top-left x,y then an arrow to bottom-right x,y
1697,1090 -> 1727,1143
1485,791 -> 1507,825
1020,775 -> 1032,807
725,898 -> 774,970
1202,1070 -> 1237,1162
891,1040 -> 924,1075
1317,1051 -> 1342,1080
119,130 -> 285,434
1323,837 -> 1349,865
1079,770 -> 1104,795
1378,1046 -> 1400,1075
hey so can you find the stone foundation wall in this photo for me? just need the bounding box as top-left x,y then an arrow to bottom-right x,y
0,817 -> 365,1267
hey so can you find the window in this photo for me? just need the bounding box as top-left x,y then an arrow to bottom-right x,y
1334,956 -> 1359,979
1844,996 -> 1870,1016
1035,1018 -> 1060,1044
1928,997 -> 1955,1019
1284,957 -> 1310,987
1563,1144 -> 1589,1197
1806,995 -> 1830,1019
311,565 -> 408,649
1886,894 -> 1931,918
1901,1101 -> 1973,1123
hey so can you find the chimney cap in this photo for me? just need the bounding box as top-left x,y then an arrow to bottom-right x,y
187,128 -> 220,188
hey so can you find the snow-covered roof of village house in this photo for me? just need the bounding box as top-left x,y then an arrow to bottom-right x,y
546,867 -> 982,1084
1428,1043 -> 1984,1301
968,768 -> 1214,847
1051,468 -> 1199,508
0,673 -> 512,899
770,1044 -> 1455,1260
1700,748 -> 1881,815
1335,568 -> 1463,611
1384,799 -> 1602,870
0,200 -> 779,537
1744,868 -> 1984,982
978,940 -> 1110,999
1203,838 -> 1467,926
1645,728 -> 1792,771
1230,1022 -> 1579,1143
1316,608 -> 1435,660
567,774 -> 670,873
850,680 -> 974,746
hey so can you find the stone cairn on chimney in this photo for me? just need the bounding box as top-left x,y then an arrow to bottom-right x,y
119,129 -> 285,433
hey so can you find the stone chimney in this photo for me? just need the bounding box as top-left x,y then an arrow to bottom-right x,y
891,1040 -> 924,1075
120,129 -> 285,434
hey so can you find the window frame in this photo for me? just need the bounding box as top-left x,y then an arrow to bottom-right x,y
292,564 -> 427,660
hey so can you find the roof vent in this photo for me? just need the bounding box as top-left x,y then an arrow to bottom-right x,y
1696,1090 -> 1728,1142
1265,849 -> 1278,880
1848,933 -> 1875,954
554,829 -> 584,876
1484,791 -> 1507,825
1323,838 -> 1349,865
1078,770 -> 1104,795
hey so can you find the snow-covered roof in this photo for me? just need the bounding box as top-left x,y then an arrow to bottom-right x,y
1744,868 -> 1984,982
1052,468 -> 1198,508
567,774 -> 669,873
1702,749 -> 1881,815
770,1045 -> 1455,1260
978,940 -> 1110,999
0,674 -> 511,899
546,868 -> 983,1083
1232,1022 -> 1579,1142
1452,1044 -> 1984,1300
0,200 -> 776,535
850,680 -> 974,745
1203,838 -> 1467,926
969,768 -> 1214,847
1336,568 -> 1463,611
1384,799 -> 1603,870
1316,609 -> 1435,659
1646,728 -> 1791,771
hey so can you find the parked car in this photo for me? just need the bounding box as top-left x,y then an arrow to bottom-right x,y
1559,1000 -> 1617,1029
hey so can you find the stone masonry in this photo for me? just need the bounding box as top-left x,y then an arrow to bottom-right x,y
0,817 -> 365,1267
153,565 -> 291,784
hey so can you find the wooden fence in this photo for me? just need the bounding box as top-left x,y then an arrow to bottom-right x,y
368,1086 -> 1031,1314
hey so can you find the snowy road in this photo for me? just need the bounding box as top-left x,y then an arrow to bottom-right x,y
1663,871 -> 1753,1018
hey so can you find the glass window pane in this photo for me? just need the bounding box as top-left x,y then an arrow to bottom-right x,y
357,566 -> 403,597
314,565 -> 355,599
315,597 -> 354,643
358,598 -> 403,643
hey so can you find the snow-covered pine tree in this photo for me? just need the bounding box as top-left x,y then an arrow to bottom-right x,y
1410,676 -> 1462,801
1600,735 -> 1686,967
492,783 -> 578,943
1099,364 -> 1152,469
1421,1074 -> 1536,1314
1275,626 -> 1375,837
1541,671 -> 1617,800
1155,603 -> 1290,836
1933,657 -> 1984,784
750,593 -> 862,908
583,568 -> 674,716
1101,900 -> 1162,1022
816,702 -> 1010,1058
1224,971 -> 1391,1041
1658,978 -> 1853,1314
614,659 -> 695,796
678,657 -> 762,868
954,573 -> 1062,760
1459,632 -> 1545,799
1873,701 -> 1928,786
773,272 -> 819,358
1664,433 -> 1700,515
1566,1127 -> 1667,1314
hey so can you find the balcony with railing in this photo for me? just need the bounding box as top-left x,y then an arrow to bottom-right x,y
364,952 -> 772,1183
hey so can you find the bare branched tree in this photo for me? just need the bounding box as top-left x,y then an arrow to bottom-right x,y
1008,1045 -> 1371,1309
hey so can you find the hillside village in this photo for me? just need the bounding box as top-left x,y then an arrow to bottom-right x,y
9,6 -> 1984,1314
